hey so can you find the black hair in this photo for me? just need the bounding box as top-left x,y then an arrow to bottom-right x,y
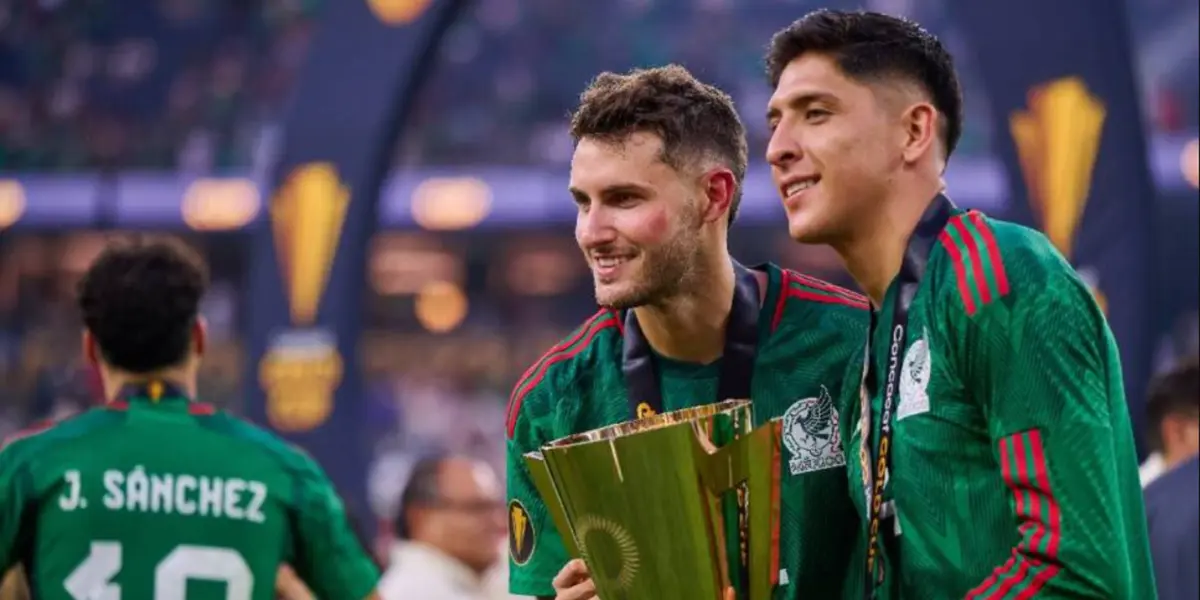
394,454 -> 448,540
765,9 -> 964,160
1146,356 -> 1200,452
76,236 -> 209,373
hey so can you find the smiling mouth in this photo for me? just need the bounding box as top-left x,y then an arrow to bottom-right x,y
592,255 -> 634,279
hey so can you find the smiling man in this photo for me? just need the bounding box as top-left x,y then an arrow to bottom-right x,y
504,65 -> 869,600
764,10 -> 1156,599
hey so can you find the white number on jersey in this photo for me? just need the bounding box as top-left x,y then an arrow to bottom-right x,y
65,541 -> 254,600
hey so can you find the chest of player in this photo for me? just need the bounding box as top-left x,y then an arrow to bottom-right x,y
554,355 -> 848,482
848,306 -> 995,512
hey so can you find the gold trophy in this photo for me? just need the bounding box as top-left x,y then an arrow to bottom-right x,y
524,400 -> 781,600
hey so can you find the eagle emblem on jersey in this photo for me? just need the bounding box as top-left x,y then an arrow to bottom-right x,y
897,330 -> 932,421
782,386 -> 846,475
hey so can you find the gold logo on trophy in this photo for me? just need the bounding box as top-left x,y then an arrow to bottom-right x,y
1011,77 -> 1108,311
509,500 -> 536,565
575,514 -> 641,591
259,163 -> 349,432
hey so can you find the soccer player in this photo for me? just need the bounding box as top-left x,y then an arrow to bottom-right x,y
764,10 -> 1156,599
0,238 -> 381,599
505,65 -> 869,600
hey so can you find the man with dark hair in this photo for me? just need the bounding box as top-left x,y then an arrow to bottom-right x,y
1143,358 -> 1199,600
506,64 -> 869,600
379,455 -> 506,599
764,9 -> 1155,599
1142,357 -> 1200,485
0,237 -> 382,599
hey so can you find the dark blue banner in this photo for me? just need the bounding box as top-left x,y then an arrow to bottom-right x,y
242,0 -> 468,521
953,0 -> 1157,454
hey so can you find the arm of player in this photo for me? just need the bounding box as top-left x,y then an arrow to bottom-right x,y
506,383 -> 574,597
0,443 -> 33,571
961,266 -> 1147,599
288,456 -> 382,600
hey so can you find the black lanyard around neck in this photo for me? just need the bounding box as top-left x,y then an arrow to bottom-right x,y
621,260 -> 762,418
861,194 -> 956,599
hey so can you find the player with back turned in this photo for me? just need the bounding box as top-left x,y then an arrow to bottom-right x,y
0,238 -> 381,599
763,10 -> 1156,599
505,65 -> 869,600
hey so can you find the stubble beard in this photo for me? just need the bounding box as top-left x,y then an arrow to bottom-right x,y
594,226 -> 700,311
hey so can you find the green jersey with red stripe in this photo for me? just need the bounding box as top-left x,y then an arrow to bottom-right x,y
0,392 -> 379,600
844,209 -> 1155,599
505,263 -> 870,599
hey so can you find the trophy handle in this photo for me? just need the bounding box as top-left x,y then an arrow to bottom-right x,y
695,421 -> 782,600
523,452 -> 583,557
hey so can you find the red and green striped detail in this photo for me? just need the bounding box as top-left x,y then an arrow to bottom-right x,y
775,270 -> 869,328
505,309 -> 619,438
967,429 -> 1061,599
938,211 -> 1010,316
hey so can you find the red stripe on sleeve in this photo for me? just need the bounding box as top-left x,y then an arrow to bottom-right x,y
772,269 -> 792,331
966,435 -> 1019,598
784,287 -> 869,310
980,430 -> 1062,599
950,217 -> 993,305
505,312 -> 617,438
969,211 -> 1010,296
937,231 -> 977,315
789,271 -> 868,304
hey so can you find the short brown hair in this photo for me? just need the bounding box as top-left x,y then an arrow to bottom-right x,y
569,65 -> 749,224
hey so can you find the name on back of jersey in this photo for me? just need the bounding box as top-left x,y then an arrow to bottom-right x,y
60,466 -> 269,523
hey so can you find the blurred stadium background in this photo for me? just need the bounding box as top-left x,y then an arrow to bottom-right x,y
0,0 -> 1196,595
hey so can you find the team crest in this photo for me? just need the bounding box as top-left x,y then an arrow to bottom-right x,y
508,499 -> 536,565
782,386 -> 846,475
897,330 -> 931,421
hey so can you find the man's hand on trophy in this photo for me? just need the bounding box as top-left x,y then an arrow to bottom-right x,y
552,559 -> 596,600
552,559 -> 736,599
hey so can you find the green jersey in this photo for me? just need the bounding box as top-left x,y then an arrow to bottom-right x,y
506,263 -> 869,599
846,208 -> 1155,599
0,390 -> 379,600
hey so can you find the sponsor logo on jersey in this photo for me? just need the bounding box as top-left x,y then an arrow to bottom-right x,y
509,499 -> 536,566
897,330 -> 932,421
782,386 -> 846,475
260,163 -> 348,432
1011,76 -> 1108,312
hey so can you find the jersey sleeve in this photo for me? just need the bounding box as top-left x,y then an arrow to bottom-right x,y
0,444 -> 32,570
288,454 -> 380,600
952,246 -> 1151,598
506,378 -> 570,597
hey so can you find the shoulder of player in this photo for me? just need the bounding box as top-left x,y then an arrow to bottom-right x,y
504,308 -> 621,439
0,408 -> 121,456
196,411 -> 321,474
771,268 -> 869,330
933,210 -> 1080,317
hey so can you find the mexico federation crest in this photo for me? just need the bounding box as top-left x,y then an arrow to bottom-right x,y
782,386 -> 846,475
897,330 -> 932,421
509,499 -> 536,566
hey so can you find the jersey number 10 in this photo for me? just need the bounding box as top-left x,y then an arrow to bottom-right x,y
65,541 -> 253,599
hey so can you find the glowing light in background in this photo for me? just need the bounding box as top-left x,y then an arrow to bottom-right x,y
411,176 -> 492,230
366,0 -> 432,25
182,178 -> 261,230
414,280 -> 468,333
0,180 -> 26,229
1182,138 -> 1199,190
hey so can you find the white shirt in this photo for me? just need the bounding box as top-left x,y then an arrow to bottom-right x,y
1140,452 -> 1166,487
379,541 -> 504,600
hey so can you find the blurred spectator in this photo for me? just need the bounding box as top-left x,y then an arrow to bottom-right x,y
1144,454 -> 1199,600
380,454 -> 508,600
1140,357 -> 1200,486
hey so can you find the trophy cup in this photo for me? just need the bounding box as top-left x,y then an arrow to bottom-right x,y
524,400 -> 782,600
